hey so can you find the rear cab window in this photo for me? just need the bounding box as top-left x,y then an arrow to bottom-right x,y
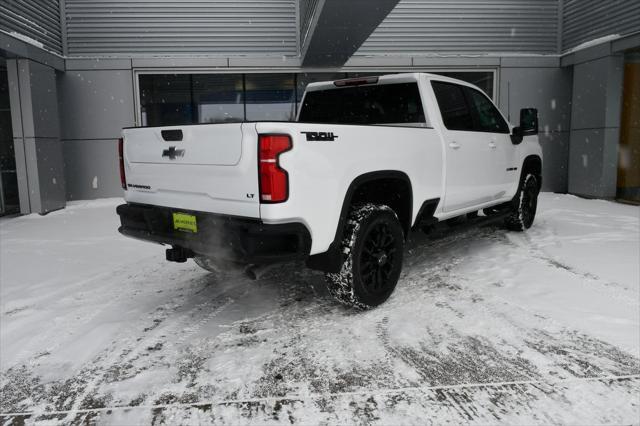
298,82 -> 426,126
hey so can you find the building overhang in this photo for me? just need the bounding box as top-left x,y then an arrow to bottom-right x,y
0,32 -> 65,71
300,0 -> 400,68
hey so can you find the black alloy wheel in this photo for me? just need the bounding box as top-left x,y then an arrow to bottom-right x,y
521,176 -> 538,229
359,222 -> 398,294
505,173 -> 539,231
325,203 -> 405,308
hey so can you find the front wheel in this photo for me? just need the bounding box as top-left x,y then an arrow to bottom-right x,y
505,173 -> 539,231
325,203 -> 404,309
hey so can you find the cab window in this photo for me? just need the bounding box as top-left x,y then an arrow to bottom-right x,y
464,87 -> 510,133
431,81 -> 474,131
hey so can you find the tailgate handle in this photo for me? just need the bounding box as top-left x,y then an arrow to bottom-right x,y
161,129 -> 183,141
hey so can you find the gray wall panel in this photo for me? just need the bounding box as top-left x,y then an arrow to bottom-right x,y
356,0 -> 559,55
562,0 -> 640,52
57,69 -> 134,140
567,128 -> 619,197
568,54 -> 624,198
7,59 -> 65,214
28,137 -> 67,212
57,69 -> 134,200
570,55 -> 622,130
0,0 -> 63,54
64,0 -> 297,56
499,66 -> 573,192
499,67 -> 573,133
539,131 -> 570,193
63,139 -> 121,200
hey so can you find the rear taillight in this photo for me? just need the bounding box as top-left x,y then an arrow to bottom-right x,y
258,134 -> 291,203
118,137 -> 126,190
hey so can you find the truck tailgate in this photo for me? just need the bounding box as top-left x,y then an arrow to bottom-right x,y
121,123 -> 260,218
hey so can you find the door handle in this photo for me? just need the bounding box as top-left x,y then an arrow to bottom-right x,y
489,141 -> 497,149
449,141 -> 461,150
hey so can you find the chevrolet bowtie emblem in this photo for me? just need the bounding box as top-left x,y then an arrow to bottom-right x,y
162,146 -> 185,160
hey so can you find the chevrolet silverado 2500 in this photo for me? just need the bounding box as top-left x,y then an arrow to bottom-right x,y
117,73 -> 542,308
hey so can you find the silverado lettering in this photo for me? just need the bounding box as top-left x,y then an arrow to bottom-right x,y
301,131 -> 338,141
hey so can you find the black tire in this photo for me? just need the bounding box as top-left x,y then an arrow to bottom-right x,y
325,203 -> 404,309
505,173 -> 539,231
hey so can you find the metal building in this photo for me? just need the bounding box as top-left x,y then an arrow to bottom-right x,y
0,0 -> 639,215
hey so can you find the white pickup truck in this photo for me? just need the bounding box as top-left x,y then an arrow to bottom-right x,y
117,73 -> 542,308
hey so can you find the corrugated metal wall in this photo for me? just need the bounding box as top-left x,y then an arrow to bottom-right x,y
299,0 -> 321,47
562,0 -> 640,52
356,0 -> 559,55
0,0 -> 63,54
64,0 -> 298,56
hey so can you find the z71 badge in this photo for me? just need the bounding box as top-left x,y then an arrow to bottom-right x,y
301,131 -> 338,142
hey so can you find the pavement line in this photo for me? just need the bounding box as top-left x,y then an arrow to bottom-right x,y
1,373 -> 638,418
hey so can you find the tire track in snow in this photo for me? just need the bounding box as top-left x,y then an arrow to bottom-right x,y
2,374 -> 638,424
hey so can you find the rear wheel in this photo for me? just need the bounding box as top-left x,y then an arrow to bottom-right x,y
505,173 -> 539,231
325,203 -> 404,309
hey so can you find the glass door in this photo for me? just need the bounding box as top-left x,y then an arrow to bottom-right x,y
0,65 -> 20,215
617,49 -> 640,203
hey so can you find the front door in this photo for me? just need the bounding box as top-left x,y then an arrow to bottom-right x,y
463,86 -> 515,200
431,80 -> 496,212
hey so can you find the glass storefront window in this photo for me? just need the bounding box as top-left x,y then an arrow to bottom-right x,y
138,71 -> 495,126
192,74 -> 244,124
139,74 -> 193,126
245,74 -> 296,121
140,73 -> 244,126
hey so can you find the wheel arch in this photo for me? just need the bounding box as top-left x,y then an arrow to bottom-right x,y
306,170 -> 413,273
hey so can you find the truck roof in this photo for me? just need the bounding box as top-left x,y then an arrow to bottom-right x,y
304,72 -> 485,94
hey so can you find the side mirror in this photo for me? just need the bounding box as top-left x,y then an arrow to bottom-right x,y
520,108 -> 538,135
511,108 -> 538,144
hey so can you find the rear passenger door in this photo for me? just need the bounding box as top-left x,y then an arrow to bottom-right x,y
431,81 -> 495,212
463,86 -> 515,199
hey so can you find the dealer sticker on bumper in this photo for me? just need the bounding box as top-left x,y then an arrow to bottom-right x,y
172,212 -> 197,233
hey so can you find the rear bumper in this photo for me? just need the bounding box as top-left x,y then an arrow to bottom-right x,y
116,203 -> 311,264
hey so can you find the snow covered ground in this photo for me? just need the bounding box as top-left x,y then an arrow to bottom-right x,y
0,193 -> 638,424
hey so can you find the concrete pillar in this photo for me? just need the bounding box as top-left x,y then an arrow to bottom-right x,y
6,59 -> 65,214
568,53 -> 625,198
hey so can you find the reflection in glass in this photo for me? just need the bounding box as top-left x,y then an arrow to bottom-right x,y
139,74 -> 193,126
435,72 -> 494,99
245,74 -> 296,121
193,74 -> 244,123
